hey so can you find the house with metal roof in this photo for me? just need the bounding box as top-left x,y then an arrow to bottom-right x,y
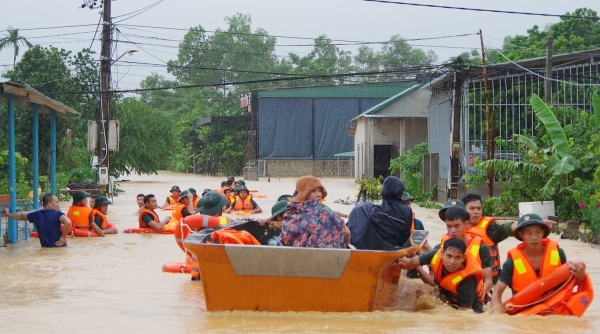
348,83 -> 429,179
250,81 -> 424,178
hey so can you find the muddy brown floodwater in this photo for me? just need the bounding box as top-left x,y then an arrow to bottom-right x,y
1,171 -> 600,334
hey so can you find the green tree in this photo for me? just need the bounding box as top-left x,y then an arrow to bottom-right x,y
379,35 -> 437,79
2,46 -> 98,177
0,27 -> 33,66
502,8 -> 600,61
109,98 -> 172,176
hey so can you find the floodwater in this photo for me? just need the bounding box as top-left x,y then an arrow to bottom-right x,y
1,171 -> 599,334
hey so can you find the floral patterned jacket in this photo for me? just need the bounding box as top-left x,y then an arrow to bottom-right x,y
280,200 -> 346,248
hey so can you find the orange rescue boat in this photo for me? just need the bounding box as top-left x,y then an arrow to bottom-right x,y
184,229 -> 427,312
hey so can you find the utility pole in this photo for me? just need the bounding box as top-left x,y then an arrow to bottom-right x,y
449,57 -> 464,200
479,29 -> 494,197
98,0 -> 112,196
545,36 -> 553,104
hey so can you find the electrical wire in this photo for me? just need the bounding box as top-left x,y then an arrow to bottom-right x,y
89,12 -> 103,49
112,0 -> 164,19
0,24 -> 99,33
113,0 -> 165,23
117,30 -> 476,47
481,35 -> 600,87
40,64 -> 447,95
360,0 -> 600,19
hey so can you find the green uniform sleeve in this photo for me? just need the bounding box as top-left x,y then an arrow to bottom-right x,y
498,258 -> 514,287
142,214 -> 155,226
456,276 -> 477,309
94,215 -> 103,227
487,221 -> 514,244
251,199 -> 259,209
479,244 -> 492,269
559,248 -> 567,264
414,218 -> 425,230
418,249 -> 437,266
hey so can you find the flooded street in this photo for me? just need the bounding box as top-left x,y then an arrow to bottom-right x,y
1,171 -> 600,333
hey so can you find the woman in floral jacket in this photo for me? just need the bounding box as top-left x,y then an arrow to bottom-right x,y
281,175 -> 350,248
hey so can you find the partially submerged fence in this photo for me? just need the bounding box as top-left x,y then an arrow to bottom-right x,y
461,52 -> 600,178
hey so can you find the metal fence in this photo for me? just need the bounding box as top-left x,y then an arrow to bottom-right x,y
0,201 -> 35,246
461,56 -> 600,177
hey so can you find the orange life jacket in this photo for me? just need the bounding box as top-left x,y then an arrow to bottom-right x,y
167,195 -> 179,205
440,232 -> 485,266
507,239 -> 562,294
430,248 -> 485,306
469,216 -> 501,278
192,195 -> 200,211
89,208 -> 108,229
211,229 -> 261,245
138,207 -> 160,228
67,205 -> 92,229
233,195 -> 254,211
172,203 -> 188,221
220,186 -> 228,194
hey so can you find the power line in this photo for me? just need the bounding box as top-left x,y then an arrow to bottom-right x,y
113,0 -> 165,23
118,30 -> 476,47
42,65 -> 446,94
0,24 -> 99,33
89,12 -> 103,49
360,0 -> 600,19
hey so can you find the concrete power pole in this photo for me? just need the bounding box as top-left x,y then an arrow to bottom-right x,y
449,57 -> 464,200
545,36 -> 553,104
98,0 -> 112,195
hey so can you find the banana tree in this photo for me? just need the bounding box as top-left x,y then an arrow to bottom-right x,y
478,93 -> 600,200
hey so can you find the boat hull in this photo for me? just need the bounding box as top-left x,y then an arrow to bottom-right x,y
184,230 -> 426,312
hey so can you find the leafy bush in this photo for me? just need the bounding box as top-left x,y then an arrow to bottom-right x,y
355,176 -> 383,201
389,141 -> 436,201
0,150 -> 30,198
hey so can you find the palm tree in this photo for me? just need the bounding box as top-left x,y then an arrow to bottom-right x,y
0,26 -> 34,66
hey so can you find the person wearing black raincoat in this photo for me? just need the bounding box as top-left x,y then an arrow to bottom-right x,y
348,176 -> 413,250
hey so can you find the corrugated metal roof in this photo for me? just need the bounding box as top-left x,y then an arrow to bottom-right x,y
0,78 -> 80,117
351,83 -> 425,121
256,81 -> 420,98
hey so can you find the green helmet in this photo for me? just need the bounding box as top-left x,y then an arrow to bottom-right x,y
514,213 -> 550,241
271,200 -> 288,218
438,199 -> 465,220
72,190 -> 91,204
94,196 -> 112,207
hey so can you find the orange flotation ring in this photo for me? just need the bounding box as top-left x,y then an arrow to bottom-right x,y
210,229 -> 261,245
71,222 -> 118,237
505,262 -> 594,316
249,189 -> 259,193
32,223 -> 118,237
162,262 -> 192,273
124,227 -> 170,234
253,193 -> 267,198
174,214 -> 222,252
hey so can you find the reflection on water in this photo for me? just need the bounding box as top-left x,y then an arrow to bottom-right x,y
1,172 -> 599,333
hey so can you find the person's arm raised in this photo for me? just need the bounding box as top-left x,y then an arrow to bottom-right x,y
2,208 -> 28,221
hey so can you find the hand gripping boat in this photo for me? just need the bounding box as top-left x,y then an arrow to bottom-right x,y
184,229 -> 428,312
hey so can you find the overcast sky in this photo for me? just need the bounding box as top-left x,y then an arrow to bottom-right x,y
1,0 -> 598,91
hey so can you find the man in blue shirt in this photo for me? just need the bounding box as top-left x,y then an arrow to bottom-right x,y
2,194 -> 72,247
